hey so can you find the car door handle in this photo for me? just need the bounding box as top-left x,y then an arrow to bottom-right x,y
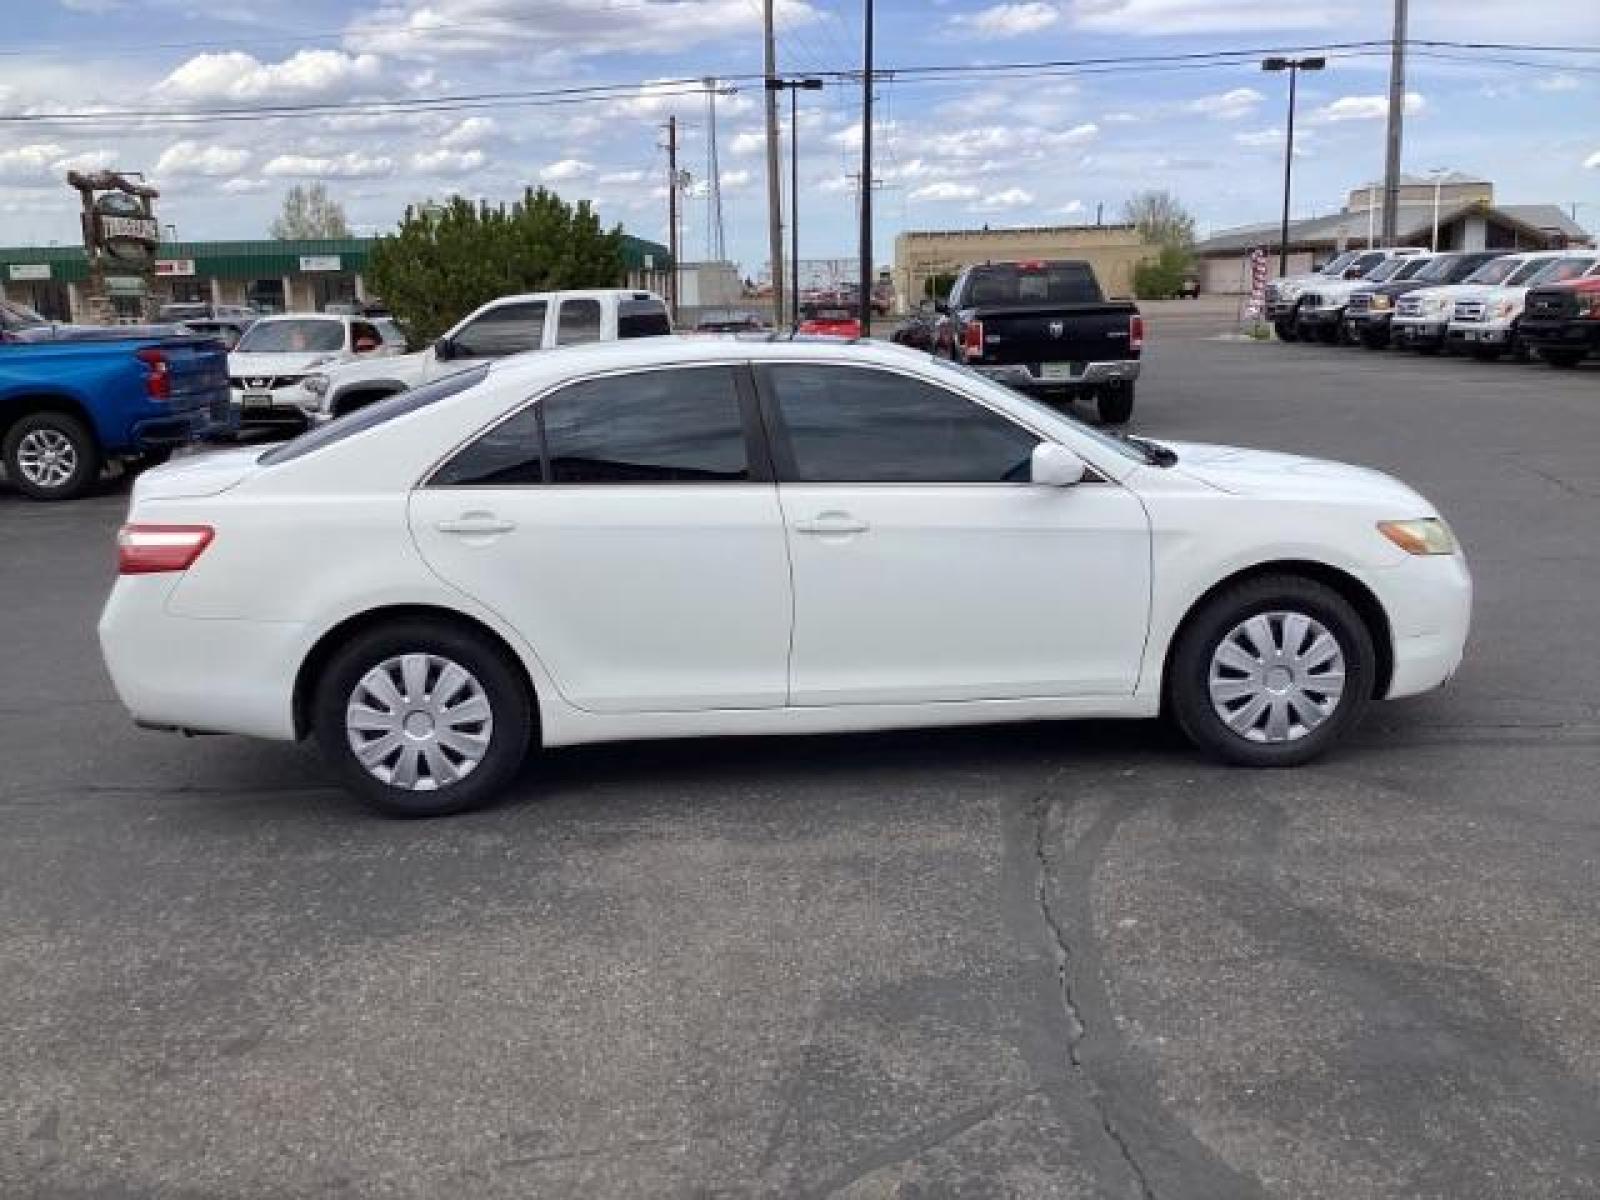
794,513 -> 869,535
435,514 -> 516,535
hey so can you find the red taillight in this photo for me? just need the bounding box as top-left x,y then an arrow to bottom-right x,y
962,319 -> 985,358
135,347 -> 170,400
1129,314 -> 1145,352
117,524 -> 213,575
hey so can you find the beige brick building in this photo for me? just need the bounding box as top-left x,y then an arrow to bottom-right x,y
892,223 -> 1155,313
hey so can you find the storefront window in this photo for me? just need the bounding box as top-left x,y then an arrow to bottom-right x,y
248,279 -> 286,313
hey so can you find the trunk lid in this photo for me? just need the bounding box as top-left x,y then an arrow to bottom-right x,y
131,445 -> 264,502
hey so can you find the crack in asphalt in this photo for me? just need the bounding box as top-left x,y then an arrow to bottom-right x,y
1030,792 -> 1158,1200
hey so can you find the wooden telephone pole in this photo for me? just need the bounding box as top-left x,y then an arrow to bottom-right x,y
666,115 -> 679,319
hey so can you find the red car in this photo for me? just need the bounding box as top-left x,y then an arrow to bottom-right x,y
797,305 -> 862,338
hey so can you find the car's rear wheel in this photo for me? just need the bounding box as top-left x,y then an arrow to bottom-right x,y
1096,382 -> 1135,425
312,619 -> 534,817
1169,575 -> 1375,767
3,412 -> 102,501
1542,348 -> 1584,369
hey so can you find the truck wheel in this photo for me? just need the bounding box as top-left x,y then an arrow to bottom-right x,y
1316,322 -> 1340,345
1273,317 -> 1299,343
1469,346 -> 1503,362
1542,349 -> 1584,369
1097,383 -> 1135,426
1360,327 -> 1390,351
3,412 -> 102,502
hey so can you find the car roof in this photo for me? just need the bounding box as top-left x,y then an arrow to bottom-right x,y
252,312 -> 352,323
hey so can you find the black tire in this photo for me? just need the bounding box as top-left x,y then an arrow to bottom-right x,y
312,619 -> 535,817
1097,383 -> 1135,425
1316,321 -> 1340,345
2,411 -> 102,501
1469,346 -> 1504,363
1542,349 -> 1584,369
1360,328 -> 1390,351
1168,574 -> 1376,768
1273,317 -> 1299,343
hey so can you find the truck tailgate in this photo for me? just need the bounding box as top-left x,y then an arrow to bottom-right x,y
154,336 -> 231,414
970,304 -> 1137,366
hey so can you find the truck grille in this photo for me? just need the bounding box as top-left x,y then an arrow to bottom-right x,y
1348,293 -> 1372,314
1397,296 -> 1426,318
1525,289 -> 1577,320
229,375 -> 303,390
1301,291 -> 1324,309
1453,301 -> 1485,323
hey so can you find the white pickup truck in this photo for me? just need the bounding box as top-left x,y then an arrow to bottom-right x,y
1445,251 -> 1600,361
294,289 -> 672,421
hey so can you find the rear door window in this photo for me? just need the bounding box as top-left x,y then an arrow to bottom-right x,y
556,298 -> 603,346
618,297 -> 672,338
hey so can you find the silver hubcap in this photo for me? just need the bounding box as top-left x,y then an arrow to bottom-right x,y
1209,611 -> 1347,744
17,429 -> 78,488
346,653 -> 493,792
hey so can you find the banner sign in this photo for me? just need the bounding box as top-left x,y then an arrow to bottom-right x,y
1244,247 -> 1269,319
156,259 -> 197,277
299,255 -> 342,272
8,264 -> 51,281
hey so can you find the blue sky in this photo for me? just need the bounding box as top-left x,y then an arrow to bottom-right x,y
3,0 -> 1599,273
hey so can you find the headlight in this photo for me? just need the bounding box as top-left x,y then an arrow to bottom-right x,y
304,373 -> 330,397
1370,294 -> 1392,311
1378,518 -> 1457,556
1491,300 -> 1516,319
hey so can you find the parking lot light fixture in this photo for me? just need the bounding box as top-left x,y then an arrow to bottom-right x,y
766,76 -> 825,332
1262,56 -> 1326,276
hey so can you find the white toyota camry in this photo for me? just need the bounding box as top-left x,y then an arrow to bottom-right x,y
99,337 -> 1471,816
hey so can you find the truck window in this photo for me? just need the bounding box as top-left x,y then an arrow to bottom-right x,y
961,263 -> 1102,306
453,301 -> 547,357
618,298 -> 672,338
556,298 -> 603,346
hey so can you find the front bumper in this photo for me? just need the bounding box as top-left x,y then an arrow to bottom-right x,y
1392,319 -> 1449,348
973,359 -> 1141,390
1296,306 -> 1347,330
1365,550 -> 1474,701
230,385 -> 314,427
1266,301 -> 1299,321
1446,323 -> 1513,347
1517,319 -> 1600,351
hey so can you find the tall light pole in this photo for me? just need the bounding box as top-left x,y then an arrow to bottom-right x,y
766,76 -> 824,333
858,0 -> 874,335
1262,56 -> 1325,276
1429,166 -> 1448,251
1381,0 -> 1409,244
762,0 -> 785,327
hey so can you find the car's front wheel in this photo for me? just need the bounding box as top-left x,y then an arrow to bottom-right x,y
1273,316 -> 1299,343
312,619 -> 534,817
1541,348 -> 1585,369
1168,575 -> 1376,767
1096,382 -> 1135,425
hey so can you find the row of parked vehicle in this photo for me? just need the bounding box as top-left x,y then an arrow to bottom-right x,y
1265,246 -> 1600,367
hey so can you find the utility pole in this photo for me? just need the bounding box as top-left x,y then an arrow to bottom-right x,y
857,0 -> 874,335
704,78 -> 726,263
1380,0 -> 1408,245
763,0 -> 785,328
666,115 -> 679,319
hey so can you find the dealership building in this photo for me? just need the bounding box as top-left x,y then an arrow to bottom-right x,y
0,234 -> 673,322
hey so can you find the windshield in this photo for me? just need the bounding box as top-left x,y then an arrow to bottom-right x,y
0,299 -> 48,329
1526,257 -> 1598,286
237,319 -> 345,354
1464,257 -> 1526,286
1364,258 -> 1409,283
921,354 -> 1153,465
1394,257 -> 1435,280
1412,256 -> 1464,283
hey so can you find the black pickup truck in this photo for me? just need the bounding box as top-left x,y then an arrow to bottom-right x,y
936,260 -> 1142,424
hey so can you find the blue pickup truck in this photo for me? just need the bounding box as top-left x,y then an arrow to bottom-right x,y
1,299 -> 234,500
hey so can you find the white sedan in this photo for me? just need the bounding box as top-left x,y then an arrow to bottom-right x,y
99,338 -> 1471,817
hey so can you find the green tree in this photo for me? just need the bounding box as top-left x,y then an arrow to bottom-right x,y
367,188 -> 626,344
1123,189 -> 1196,249
270,183 -> 350,239
1132,243 -> 1195,300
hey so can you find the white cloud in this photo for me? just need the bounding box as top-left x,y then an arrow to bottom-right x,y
1234,128 -> 1281,148
219,177 -> 272,195
1585,151 -> 1600,170
730,129 -> 768,157
1068,0 -> 1336,33
1044,122 -> 1099,147
261,152 -> 395,179
0,142 -> 113,184
598,169 -> 647,185
440,117 -> 498,147
1101,111 -> 1140,124
411,148 -> 486,172
58,0 -> 121,10
1053,200 -> 1086,216
1314,92 -> 1426,123
348,0 -> 822,61
827,120 -> 899,151
154,50 -> 384,103
719,168 -> 753,189
1186,87 -> 1264,121
950,2 -> 1062,38
1535,74 -> 1582,93
926,126 -> 1017,159
910,181 -> 981,201
154,140 -> 250,179
539,158 -> 594,181
972,187 -> 1035,211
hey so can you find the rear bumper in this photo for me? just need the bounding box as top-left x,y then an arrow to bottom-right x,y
98,575 -> 304,741
128,392 -> 237,450
972,359 -> 1141,390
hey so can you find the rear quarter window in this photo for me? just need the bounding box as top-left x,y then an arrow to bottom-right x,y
259,366 -> 490,466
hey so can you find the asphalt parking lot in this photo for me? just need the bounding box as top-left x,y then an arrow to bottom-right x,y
3,311 -> 1598,1199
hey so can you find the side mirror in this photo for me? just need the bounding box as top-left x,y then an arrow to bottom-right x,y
1031,442 -> 1087,488
933,300 -> 950,315
433,336 -> 454,361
